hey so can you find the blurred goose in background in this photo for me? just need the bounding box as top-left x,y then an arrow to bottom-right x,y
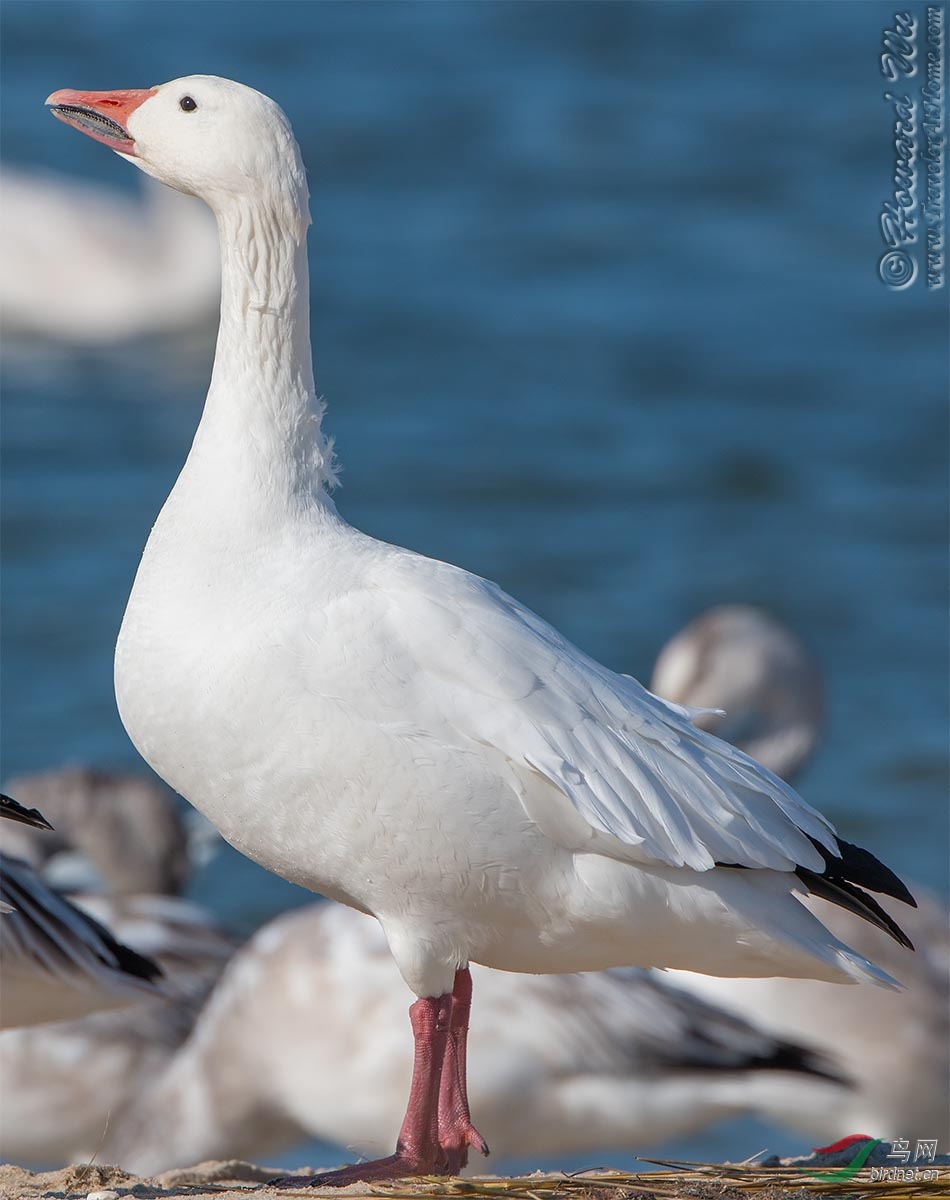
649,607 -> 949,1141
0,793 -> 53,837
0,167 -> 218,344
102,901 -> 843,1176
0,765 -> 219,895
0,781 -> 235,1163
1,986 -> 203,1166
0,886 -> 237,1164
0,794 -> 165,1028
666,891 -> 949,1142
650,605 -> 823,784
4,903 -> 840,1175
1,793 -> 54,920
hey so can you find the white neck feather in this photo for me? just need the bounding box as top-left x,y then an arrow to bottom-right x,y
184,177 -> 337,516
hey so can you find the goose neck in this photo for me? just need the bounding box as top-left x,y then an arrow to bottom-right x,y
191,189 -> 335,504
212,192 -> 313,402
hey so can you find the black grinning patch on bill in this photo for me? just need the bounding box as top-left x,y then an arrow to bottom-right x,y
52,104 -> 130,140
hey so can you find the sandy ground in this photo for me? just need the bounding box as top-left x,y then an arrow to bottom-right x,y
0,1160 -> 821,1200
6,1158 -> 949,1200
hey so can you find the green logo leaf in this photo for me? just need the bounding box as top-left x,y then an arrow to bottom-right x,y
799,1138 -> 883,1182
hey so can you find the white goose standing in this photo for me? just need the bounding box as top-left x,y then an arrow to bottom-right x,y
47,77 -> 914,1184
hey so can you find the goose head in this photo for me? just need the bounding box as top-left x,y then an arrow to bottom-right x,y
46,75 -> 308,217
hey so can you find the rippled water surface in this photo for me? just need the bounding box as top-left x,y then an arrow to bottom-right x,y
1,0 -> 947,1172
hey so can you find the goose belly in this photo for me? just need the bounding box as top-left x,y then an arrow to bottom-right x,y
113,575 -> 543,914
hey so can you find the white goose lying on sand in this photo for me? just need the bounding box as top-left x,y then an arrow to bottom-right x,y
47,77 -> 915,1183
0,886 -> 236,1165
0,794 -> 163,1027
0,774 -> 234,1164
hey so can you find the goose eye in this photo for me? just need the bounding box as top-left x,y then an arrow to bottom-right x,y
179,95 -> 197,112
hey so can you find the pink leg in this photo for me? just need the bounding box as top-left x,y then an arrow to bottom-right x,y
275,992 -> 454,1187
438,968 -> 490,1172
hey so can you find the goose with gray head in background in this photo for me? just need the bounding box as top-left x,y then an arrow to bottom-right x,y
46,77 -> 915,1184
0,779 -> 236,1166
0,766 -> 190,895
650,606 -> 824,785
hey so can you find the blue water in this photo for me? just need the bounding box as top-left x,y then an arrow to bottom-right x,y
1,0 -> 947,1174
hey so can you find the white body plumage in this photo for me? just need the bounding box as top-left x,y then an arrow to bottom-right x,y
38,73 -> 898,1002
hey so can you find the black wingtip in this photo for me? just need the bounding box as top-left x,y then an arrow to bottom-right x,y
108,936 -> 164,984
750,1041 -> 852,1086
0,792 -> 54,831
831,838 -> 917,908
796,835 -> 916,949
83,910 -> 163,984
796,866 -> 915,949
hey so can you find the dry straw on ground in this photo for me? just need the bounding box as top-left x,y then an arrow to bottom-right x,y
3,1160 -> 948,1200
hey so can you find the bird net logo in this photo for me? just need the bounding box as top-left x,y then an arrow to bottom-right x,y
797,1135 -> 945,1183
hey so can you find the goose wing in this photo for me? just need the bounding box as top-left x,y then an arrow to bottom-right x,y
376,554 -> 837,875
0,853 -> 162,1027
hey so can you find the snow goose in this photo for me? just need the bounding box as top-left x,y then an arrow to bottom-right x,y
0,794 -> 164,1027
0,776 -> 233,1164
0,766 -> 192,895
650,606 -> 823,784
0,166 -> 218,344
47,77 -> 915,1183
667,892 -> 949,1142
0,888 -> 236,1165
